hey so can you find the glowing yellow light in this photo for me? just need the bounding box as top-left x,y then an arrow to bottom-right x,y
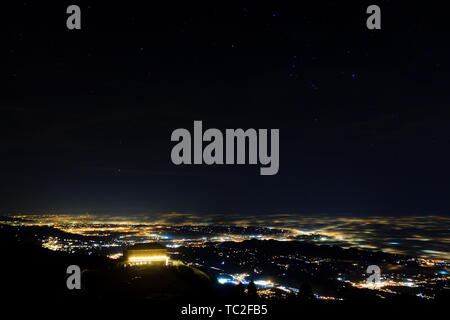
128,255 -> 169,265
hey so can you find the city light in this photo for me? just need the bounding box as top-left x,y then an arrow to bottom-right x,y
2,214 -> 449,301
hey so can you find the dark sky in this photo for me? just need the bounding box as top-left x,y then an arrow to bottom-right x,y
2,1 -> 449,216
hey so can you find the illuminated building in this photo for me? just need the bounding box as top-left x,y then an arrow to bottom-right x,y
124,243 -> 169,266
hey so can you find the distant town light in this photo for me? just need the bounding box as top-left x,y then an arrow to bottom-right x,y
254,280 -> 273,287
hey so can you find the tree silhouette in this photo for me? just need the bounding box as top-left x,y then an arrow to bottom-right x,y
247,280 -> 257,297
299,282 -> 315,302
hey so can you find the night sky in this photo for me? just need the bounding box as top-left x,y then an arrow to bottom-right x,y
2,2 -> 449,216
